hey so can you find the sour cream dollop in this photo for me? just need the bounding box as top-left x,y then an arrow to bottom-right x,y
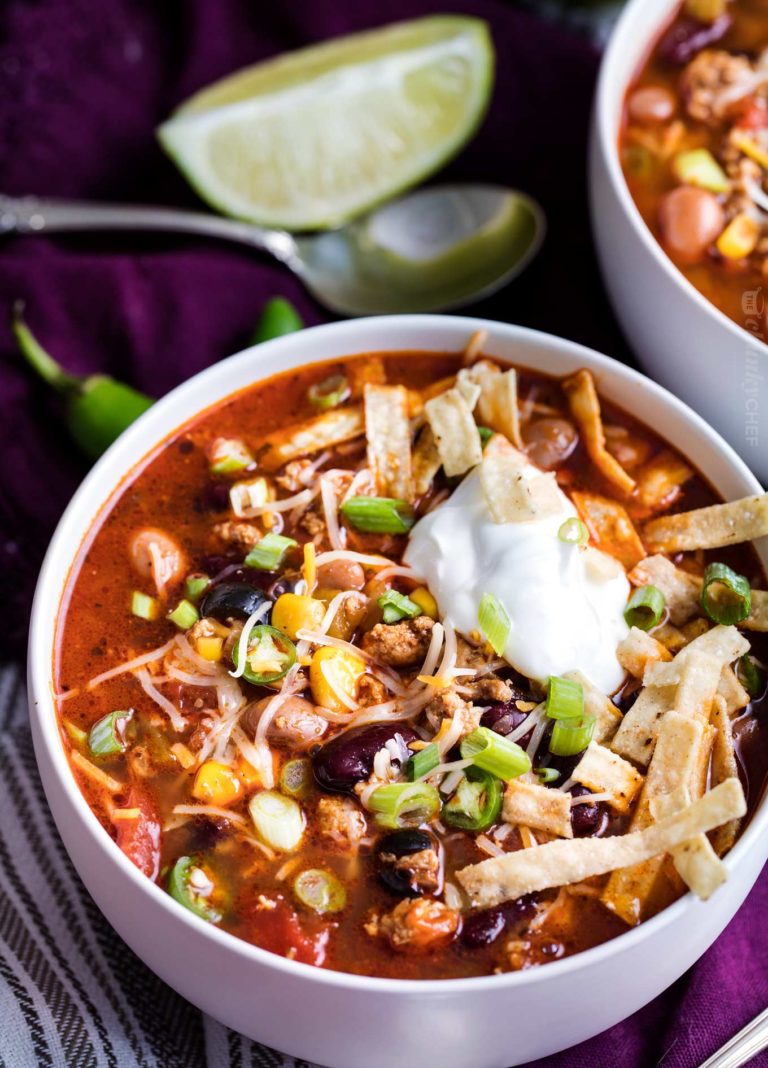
404,466 -> 629,693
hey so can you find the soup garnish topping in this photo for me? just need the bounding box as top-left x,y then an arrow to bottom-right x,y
55,345 -> 768,978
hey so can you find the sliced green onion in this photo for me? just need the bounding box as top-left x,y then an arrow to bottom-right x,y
700,562 -> 752,625
233,624 -> 297,686
88,710 -> 133,757
208,437 -> 254,475
293,868 -> 347,913
367,782 -> 440,829
378,589 -> 421,624
549,715 -> 596,757
249,790 -> 305,851
478,592 -> 511,656
168,856 -> 222,923
624,585 -> 666,630
167,599 -> 200,631
546,675 -> 584,720
184,573 -> 210,603
406,742 -> 440,781
460,727 -> 531,781
737,653 -> 765,699
477,426 -> 493,447
442,768 -> 502,831
308,373 -> 350,411
244,532 -> 298,571
340,496 -> 415,535
279,757 -> 312,799
558,517 -> 589,547
131,590 -> 159,621
536,766 -> 560,784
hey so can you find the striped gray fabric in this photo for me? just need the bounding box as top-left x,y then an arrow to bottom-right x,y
0,663 -> 311,1068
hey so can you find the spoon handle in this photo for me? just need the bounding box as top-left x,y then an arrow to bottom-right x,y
698,1007 -> 768,1068
0,194 -> 297,262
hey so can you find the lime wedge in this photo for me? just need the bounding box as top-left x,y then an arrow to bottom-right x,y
157,16 -> 494,230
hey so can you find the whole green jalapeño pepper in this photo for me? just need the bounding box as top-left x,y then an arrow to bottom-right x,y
12,305 -> 153,460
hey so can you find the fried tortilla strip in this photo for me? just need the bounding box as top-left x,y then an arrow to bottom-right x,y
710,695 -> 742,856
604,712 -> 713,923
571,491 -> 646,569
481,436 -> 563,523
424,387 -> 483,478
571,742 -> 644,813
617,627 -> 672,679
634,449 -> 694,514
562,370 -> 636,496
643,626 -> 750,692
411,425 -> 442,498
670,649 -> 724,723
456,778 -> 744,907
610,685 -> 675,766
746,590 -> 768,632
261,406 -> 364,469
347,355 -> 387,396
643,494 -> 768,553
652,623 -> 689,655
650,788 -> 726,900
502,779 -> 573,839
629,556 -> 768,633
562,670 -> 622,743
364,384 -> 413,502
461,359 -> 523,449
717,666 -> 750,717
628,555 -> 702,626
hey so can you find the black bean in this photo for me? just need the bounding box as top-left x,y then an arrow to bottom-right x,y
658,13 -> 731,65
313,724 -> 418,793
377,829 -> 432,857
378,868 -> 420,898
201,481 -> 231,512
200,582 -> 272,623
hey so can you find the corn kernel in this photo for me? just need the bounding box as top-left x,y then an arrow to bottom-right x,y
271,593 -> 325,640
192,761 -> 242,806
410,587 -> 439,620
732,131 -> 768,170
716,212 -> 759,260
236,755 -> 265,791
196,635 -> 224,661
310,646 -> 365,713
684,0 -> 726,22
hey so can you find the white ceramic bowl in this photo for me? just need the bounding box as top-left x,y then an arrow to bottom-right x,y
28,316 -> 767,1068
590,0 -> 768,484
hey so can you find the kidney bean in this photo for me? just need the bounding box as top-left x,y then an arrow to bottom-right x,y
628,86 -> 676,125
460,894 -> 538,949
523,418 -> 578,470
481,702 -> 531,737
569,785 -> 609,837
313,723 -> 418,793
658,13 -> 731,65
241,695 -> 328,750
658,186 -> 725,265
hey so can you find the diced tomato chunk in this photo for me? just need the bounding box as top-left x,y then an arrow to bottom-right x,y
244,895 -> 329,966
115,786 -> 162,881
735,97 -> 768,130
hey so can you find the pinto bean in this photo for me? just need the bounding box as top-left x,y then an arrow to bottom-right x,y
129,528 -> 186,597
658,186 -> 725,264
523,418 -> 578,470
316,558 -> 366,590
241,695 -> 328,750
627,86 -> 676,125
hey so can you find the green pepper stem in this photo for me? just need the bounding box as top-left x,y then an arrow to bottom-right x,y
11,302 -> 81,394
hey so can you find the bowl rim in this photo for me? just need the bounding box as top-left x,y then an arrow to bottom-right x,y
593,0 -> 768,363
28,312 -> 767,996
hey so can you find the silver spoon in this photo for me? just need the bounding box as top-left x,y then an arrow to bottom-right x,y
0,184 -> 544,317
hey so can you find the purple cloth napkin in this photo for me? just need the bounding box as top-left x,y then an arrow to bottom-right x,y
0,2 -> 764,1066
